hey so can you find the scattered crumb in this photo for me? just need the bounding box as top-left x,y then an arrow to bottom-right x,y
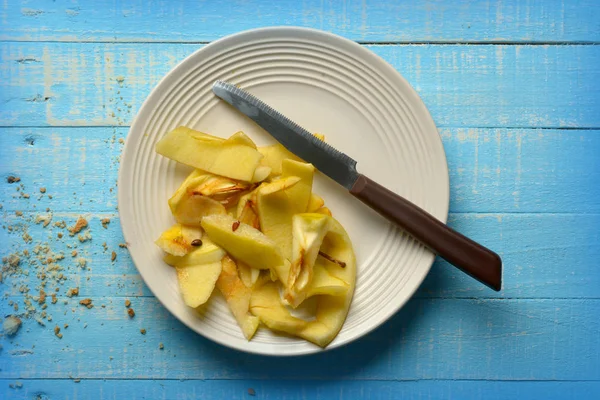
15,211 -> 23,216
22,233 -> 32,243
15,381 -> 23,388
64,324 -> 69,329
68,217 -> 88,236
77,258 -> 87,268
248,388 -> 256,396
5,254 -> 20,268
40,187 -> 46,193
102,242 -> 108,250
128,308 -> 135,318
79,298 -> 93,309
101,217 -> 110,228
22,193 -> 30,199
159,342 -> 164,350
54,220 -> 66,228
48,195 -> 53,199
119,138 -> 125,144
74,378 -> 81,383
78,231 -> 92,242
51,294 -> 57,304
54,325 -> 63,339
35,214 -> 52,227
71,250 -> 78,257
140,328 -> 146,335
125,299 -> 131,308
38,289 -> 46,304
66,287 -> 79,297
111,251 -> 116,262
7,176 -> 20,184
57,232 -> 63,238
3,316 -> 22,336
119,243 -> 128,248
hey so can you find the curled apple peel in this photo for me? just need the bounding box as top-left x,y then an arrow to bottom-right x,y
155,128 -> 355,347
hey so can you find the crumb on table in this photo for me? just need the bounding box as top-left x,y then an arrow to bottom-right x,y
68,217 -> 88,236
54,325 -> 62,339
79,298 -> 93,309
3,316 -> 22,336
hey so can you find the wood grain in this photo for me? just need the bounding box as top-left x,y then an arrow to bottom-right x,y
1,0 -> 599,43
1,43 -> 599,128
2,379 -> 599,400
2,212 -> 599,300
2,296 -> 600,381
2,127 -> 598,214
2,1 -> 599,398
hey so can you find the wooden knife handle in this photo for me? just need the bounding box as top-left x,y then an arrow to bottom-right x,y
350,174 -> 502,291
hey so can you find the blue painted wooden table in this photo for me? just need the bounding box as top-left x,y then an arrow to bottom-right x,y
1,1 -> 599,399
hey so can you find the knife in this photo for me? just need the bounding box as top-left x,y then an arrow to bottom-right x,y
212,81 -> 502,291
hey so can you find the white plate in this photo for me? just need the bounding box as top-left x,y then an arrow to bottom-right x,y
118,27 -> 449,356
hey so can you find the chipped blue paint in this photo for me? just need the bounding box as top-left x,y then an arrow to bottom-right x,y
1,1 -> 600,399
1,44 -> 599,128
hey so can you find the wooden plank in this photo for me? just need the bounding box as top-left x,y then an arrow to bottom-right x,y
2,212 -> 599,299
0,128 -> 125,213
1,43 -> 599,128
1,379 -> 599,400
0,213 -> 150,299
441,128 -> 600,213
2,127 -> 599,214
2,297 -> 599,380
421,212 -> 600,299
1,0 -> 599,43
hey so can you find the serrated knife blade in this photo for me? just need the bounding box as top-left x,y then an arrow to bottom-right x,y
212,80 -> 503,291
212,81 -> 359,190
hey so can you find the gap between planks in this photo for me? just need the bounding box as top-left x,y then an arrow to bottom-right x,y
2,125 -> 600,130
4,295 -> 600,301
3,211 -> 599,216
1,39 -> 600,45
0,378 -> 599,383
